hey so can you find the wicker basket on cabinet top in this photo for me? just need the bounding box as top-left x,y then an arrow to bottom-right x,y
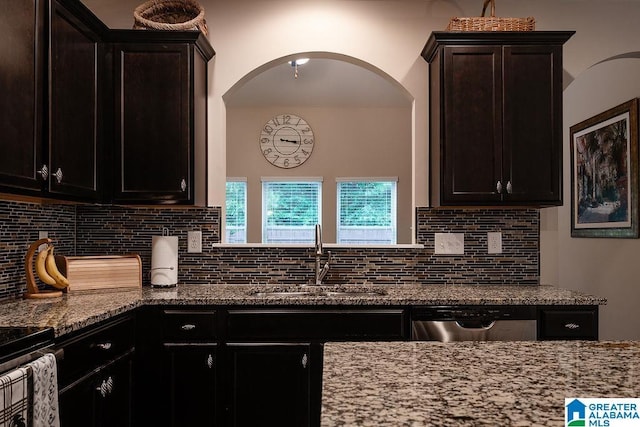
446,0 -> 535,32
133,0 -> 208,35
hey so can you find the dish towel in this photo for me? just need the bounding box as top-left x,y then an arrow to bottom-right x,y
26,354 -> 59,427
0,366 -> 30,427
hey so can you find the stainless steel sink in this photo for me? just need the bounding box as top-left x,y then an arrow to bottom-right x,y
322,290 -> 386,297
249,291 -> 316,297
248,287 -> 387,298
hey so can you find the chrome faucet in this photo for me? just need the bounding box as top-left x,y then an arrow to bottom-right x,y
314,224 -> 331,285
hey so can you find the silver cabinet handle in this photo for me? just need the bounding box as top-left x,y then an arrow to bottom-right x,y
506,181 -> 513,194
38,164 -> 49,181
180,178 -> 187,192
207,354 -> 214,369
301,353 -> 308,369
564,323 -> 580,330
496,181 -> 502,193
181,324 -> 196,331
96,376 -> 114,397
53,167 -> 63,184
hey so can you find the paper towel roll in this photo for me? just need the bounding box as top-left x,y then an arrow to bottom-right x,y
151,235 -> 178,286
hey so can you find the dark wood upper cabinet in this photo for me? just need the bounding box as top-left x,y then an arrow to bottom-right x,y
0,1 -> 213,206
48,0 -> 104,201
0,0 -> 105,201
110,31 -> 213,205
0,0 -> 46,194
423,31 -> 574,207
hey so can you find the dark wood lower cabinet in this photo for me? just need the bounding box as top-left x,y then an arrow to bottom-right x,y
57,313 -> 135,427
134,306 -> 408,427
537,306 -> 599,340
59,353 -> 132,427
226,343 -> 312,427
164,344 -> 218,426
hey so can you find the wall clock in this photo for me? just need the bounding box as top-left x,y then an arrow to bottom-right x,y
259,114 -> 314,168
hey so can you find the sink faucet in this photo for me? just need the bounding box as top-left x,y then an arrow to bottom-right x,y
314,224 -> 331,285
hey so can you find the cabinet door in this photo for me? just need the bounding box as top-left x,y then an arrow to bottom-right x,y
48,0 -> 102,200
226,343 -> 311,427
0,0 -> 45,193
59,354 -> 133,427
441,45 -> 503,203
503,45 -> 563,204
163,344 -> 218,427
113,43 -> 191,204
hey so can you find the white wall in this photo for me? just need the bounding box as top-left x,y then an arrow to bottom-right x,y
227,106 -> 413,243
83,0 -> 640,338
541,57 -> 640,340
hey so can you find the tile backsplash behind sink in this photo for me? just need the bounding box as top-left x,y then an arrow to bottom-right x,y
0,200 -> 539,300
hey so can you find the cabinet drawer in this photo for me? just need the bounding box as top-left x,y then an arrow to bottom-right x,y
539,308 -> 598,340
162,310 -> 217,342
227,309 -> 407,341
58,315 -> 135,387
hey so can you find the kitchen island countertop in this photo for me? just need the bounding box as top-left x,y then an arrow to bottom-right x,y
0,284 -> 605,337
321,340 -> 640,426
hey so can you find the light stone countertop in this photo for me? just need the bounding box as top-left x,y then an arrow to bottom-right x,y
321,341 -> 640,427
0,284 -> 606,337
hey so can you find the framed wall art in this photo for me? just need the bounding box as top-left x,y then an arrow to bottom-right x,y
571,98 -> 639,238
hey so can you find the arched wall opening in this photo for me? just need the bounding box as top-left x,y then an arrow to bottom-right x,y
223,52 -> 416,244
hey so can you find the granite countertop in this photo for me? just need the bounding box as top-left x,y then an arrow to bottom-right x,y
0,284 -> 606,337
321,341 -> 640,426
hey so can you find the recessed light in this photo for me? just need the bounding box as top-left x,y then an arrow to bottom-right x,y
288,58 -> 310,67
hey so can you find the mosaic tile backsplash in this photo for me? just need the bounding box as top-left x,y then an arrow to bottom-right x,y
0,200 -> 539,301
0,201 -> 75,300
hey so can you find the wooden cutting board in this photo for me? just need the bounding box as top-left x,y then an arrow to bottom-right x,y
54,254 -> 142,291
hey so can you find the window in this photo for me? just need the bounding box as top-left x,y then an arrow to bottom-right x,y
226,179 -> 247,243
262,178 -> 322,243
337,179 -> 397,244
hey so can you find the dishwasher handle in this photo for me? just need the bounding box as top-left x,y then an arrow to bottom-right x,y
455,320 -> 496,330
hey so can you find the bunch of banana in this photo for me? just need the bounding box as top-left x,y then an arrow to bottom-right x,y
25,237 -> 69,290
35,244 -> 70,289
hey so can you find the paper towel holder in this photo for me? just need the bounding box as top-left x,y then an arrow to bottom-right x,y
150,229 -> 178,288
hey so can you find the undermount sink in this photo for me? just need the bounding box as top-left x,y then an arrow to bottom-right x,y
248,287 -> 387,298
250,291 -> 316,298
322,290 -> 386,297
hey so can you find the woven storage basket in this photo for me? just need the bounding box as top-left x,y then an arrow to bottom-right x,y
447,0 -> 534,32
133,0 -> 208,35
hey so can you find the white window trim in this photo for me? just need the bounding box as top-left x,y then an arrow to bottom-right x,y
335,176 -> 398,182
261,179 -> 323,243
225,179 -> 248,244
336,178 -> 398,245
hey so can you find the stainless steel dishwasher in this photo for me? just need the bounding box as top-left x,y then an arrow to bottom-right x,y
411,306 -> 537,341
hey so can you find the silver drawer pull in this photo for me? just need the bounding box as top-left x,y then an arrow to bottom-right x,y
301,353 -> 308,369
96,342 -> 112,351
181,324 -> 196,331
564,323 -> 580,330
496,180 -> 502,193
506,180 -> 513,194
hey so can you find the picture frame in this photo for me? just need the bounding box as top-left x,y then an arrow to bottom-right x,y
571,98 -> 639,238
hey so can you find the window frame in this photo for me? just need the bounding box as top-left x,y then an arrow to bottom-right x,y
261,177 -> 323,244
225,178 -> 247,244
336,177 -> 398,245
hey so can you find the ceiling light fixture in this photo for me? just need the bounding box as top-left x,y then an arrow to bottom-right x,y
288,58 -> 309,79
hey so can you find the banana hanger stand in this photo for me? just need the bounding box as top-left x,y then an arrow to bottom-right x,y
24,238 -> 66,298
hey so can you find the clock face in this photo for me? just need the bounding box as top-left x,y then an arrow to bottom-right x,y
260,114 -> 314,169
